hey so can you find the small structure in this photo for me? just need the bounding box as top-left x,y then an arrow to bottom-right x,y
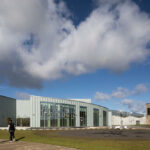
111,110 -> 145,126
0,95 -> 16,127
146,103 -> 150,124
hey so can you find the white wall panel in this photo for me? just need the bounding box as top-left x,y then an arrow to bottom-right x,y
29,95 -> 110,128
16,100 -> 30,118
112,115 -> 146,125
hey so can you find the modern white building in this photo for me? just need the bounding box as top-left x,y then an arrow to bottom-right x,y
111,110 -> 146,126
0,95 -> 112,128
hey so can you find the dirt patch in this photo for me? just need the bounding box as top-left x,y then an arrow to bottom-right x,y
58,129 -> 150,139
0,140 -> 77,150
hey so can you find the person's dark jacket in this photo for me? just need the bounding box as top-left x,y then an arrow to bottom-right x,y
9,122 -> 15,132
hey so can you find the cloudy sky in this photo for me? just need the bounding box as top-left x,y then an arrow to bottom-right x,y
0,0 -> 150,113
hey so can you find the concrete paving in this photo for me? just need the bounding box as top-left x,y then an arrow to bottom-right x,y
0,139 -> 78,150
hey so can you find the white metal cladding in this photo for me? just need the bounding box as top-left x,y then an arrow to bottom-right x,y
16,100 -> 30,118
71,99 -> 91,103
108,111 -> 112,127
30,95 -> 110,128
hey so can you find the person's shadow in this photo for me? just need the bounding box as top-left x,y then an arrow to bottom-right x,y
15,137 -> 25,141
0,137 -> 25,143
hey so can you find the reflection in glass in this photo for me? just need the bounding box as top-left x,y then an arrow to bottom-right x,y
80,106 -> 87,127
103,110 -> 107,126
93,109 -> 99,126
40,102 -> 76,127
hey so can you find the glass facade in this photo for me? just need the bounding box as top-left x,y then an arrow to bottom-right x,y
93,109 -> 99,126
80,106 -> 87,127
17,118 -> 30,127
60,104 -> 76,127
40,102 -> 76,127
103,110 -> 107,126
40,101 -> 108,128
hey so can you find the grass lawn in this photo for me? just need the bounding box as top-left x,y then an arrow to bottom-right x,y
0,130 -> 150,150
135,124 -> 150,128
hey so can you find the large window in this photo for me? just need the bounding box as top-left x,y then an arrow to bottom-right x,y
69,107 -> 76,127
103,111 -> 107,126
80,106 -> 87,127
40,102 -> 76,127
147,108 -> 150,115
17,118 -> 30,127
93,109 -> 99,126
40,102 -> 52,127
50,104 -> 58,127
60,105 -> 69,127
60,104 -> 76,127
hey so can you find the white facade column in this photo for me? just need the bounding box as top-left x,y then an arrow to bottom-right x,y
99,109 -> 103,126
108,111 -> 112,128
76,103 -> 80,127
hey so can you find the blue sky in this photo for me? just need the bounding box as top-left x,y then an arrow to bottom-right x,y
0,0 -> 150,113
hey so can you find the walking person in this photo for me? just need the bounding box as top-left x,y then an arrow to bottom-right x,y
8,119 -> 16,142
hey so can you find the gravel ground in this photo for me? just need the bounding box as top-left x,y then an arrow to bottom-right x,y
0,140 -> 78,150
58,129 -> 150,139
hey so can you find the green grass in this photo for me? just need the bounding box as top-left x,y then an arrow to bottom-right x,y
135,124 -> 150,127
0,130 -> 150,150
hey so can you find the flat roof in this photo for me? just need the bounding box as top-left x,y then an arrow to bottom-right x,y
0,95 -> 16,100
30,95 -> 109,110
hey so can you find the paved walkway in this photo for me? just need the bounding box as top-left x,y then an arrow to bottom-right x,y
0,139 -> 78,150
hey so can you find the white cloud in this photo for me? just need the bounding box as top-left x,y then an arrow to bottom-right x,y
122,99 -> 145,113
96,0 -> 124,6
132,84 -> 148,95
94,83 -> 148,101
94,92 -> 110,101
112,87 -> 129,99
0,0 -> 74,88
0,0 -> 150,88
